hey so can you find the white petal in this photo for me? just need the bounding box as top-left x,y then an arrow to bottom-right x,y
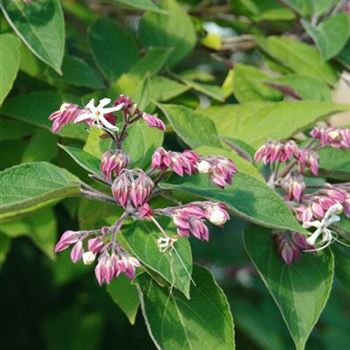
102,104 -> 124,114
306,227 -> 322,245
85,99 -> 95,110
98,98 -> 111,109
74,112 -> 93,123
100,115 -> 119,131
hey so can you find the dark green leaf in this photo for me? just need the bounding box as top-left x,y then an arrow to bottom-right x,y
59,144 -> 101,176
0,233 -> 11,269
150,76 -> 189,101
332,244 -> 350,292
137,265 -> 235,350
0,118 -> 36,141
0,162 -> 81,220
106,275 -> 140,324
0,33 -> 20,106
112,0 -> 165,13
89,17 -> 139,81
160,173 -> 307,234
48,55 -> 105,89
119,220 -> 193,298
244,225 -> 334,350
1,0 -> 65,73
139,0 -> 196,66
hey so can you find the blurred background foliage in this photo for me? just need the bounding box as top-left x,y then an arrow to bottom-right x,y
1,0 -> 350,349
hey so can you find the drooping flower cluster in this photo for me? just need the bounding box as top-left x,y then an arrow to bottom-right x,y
50,95 -> 237,285
255,125 -> 350,263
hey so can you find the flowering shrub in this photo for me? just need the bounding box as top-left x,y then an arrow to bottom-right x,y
1,1 -> 350,350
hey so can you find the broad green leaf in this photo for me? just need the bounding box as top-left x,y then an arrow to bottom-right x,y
59,144 -> 101,176
244,225 -> 334,350
282,0 -> 335,16
302,13 -> 350,60
319,148 -> 350,181
83,126 -> 111,158
123,121 -> 164,168
0,34 -> 20,106
160,173 -> 307,234
0,233 -> 11,269
332,244 -> 350,292
0,118 -> 36,141
22,130 -> 58,162
1,0 -> 65,73
1,207 -> 57,259
158,103 -> 222,148
139,0 -> 196,66
178,77 -> 225,102
137,265 -> 235,350
198,101 -> 349,148
337,41 -> 350,69
112,0 -> 165,13
47,55 -> 105,89
19,43 -> 45,77
0,91 -> 87,140
150,76 -> 189,101
106,275 -> 140,324
0,162 -> 81,220
267,75 -> 331,101
257,36 -> 338,84
232,64 -> 282,102
27,207 -> 57,259
119,220 -> 192,298
195,145 -> 264,181
89,18 -> 139,81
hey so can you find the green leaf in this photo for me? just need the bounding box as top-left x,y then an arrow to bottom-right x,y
244,225 -> 334,350
137,265 -> 235,350
0,118 -> 36,141
257,36 -> 338,84
195,145 -> 264,181
139,0 -> 196,66
47,55 -> 105,89
198,101 -> 349,148
302,13 -> 350,60
158,104 -> 222,149
0,162 -> 81,220
119,220 -> 192,298
123,121 -> 164,168
160,173 -> 307,234
319,148 -> 350,181
332,244 -> 350,292
112,0 -> 165,13
267,75 -> 332,101
150,76 -> 189,102
1,0 -> 65,73
89,17 -> 139,81
1,207 -> 57,259
59,144 -> 101,176
178,77 -> 225,102
106,275 -> 140,324
0,34 -> 20,106
22,130 -> 58,163
0,233 -> 11,269
232,64 -> 283,102
0,91 -> 87,140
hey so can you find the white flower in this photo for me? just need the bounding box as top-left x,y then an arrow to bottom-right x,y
82,251 -> 96,265
74,98 -> 124,131
207,206 -> 228,225
303,203 -> 343,249
157,236 -> 177,253
197,160 -> 211,174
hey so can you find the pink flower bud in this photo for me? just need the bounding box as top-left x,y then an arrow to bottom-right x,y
55,230 -> 79,252
151,148 -> 199,176
198,156 -> 237,188
87,237 -> 104,254
112,169 -> 154,208
71,240 -> 84,263
100,149 -> 129,181
254,141 -> 298,164
280,174 -> 305,202
49,103 -> 87,133
274,232 -> 310,264
310,127 -> 350,149
295,149 -> 319,175
142,113 -> 166,131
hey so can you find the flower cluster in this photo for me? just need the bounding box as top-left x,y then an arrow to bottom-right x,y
255,125 -> 350,263
50,95 -> 237,285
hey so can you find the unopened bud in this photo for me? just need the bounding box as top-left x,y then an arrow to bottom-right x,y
83,251 -> 96,265
197,160 -> 211,174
